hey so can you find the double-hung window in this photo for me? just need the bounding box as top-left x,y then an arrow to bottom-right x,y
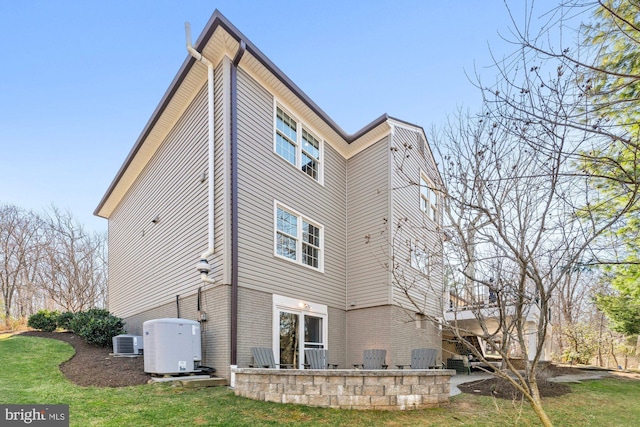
275,202 -> 323,270
276,108 -> 297,165
420,173 -> 438,222
275,106 -> 322,182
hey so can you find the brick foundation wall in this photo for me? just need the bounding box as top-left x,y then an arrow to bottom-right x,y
233,368 -> 454,410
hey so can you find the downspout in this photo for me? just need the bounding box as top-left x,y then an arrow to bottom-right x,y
185,22 -> 217,285
230,40 -> 246,366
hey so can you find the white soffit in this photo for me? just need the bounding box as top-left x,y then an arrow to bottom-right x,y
97,28 -> 239,218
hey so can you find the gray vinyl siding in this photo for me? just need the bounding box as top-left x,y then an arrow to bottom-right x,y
346,136 -> 391,308
105,55 -> 444,380
212,59 -> 229,283
235,68 -> 347,309
108,84 -> 218,319
390,126 -> 444,317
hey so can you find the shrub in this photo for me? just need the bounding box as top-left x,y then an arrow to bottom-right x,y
69,309 -> 125,347
57,311 -> 74,330
27,310 -> 60,332
4,316 -> 28,332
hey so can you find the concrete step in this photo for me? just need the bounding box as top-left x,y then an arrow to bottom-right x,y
177,377 -> 228,388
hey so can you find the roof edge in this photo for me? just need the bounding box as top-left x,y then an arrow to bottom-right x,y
95,10 -> 396,217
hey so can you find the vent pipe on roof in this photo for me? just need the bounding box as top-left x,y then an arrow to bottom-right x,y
186,22 -> 216,284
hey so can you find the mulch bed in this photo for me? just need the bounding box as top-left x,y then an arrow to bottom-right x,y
457,364 -> 583,399
20,330 -> 151,387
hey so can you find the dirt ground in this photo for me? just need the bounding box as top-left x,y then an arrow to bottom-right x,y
20,330 -> 151,387
456,365 -> 580,399
455,363 -> 640,400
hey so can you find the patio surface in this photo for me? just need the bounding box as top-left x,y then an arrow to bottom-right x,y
449,372 -> 493,396
449,369 -> 612,396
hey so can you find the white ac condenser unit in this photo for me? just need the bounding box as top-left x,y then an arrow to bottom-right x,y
143,318 -> 202,374
112,334 -> 144,356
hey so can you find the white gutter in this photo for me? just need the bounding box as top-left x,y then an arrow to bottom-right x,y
186,22 -> 216,284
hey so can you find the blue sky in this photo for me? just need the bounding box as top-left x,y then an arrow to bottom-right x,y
0,0 -> 560,233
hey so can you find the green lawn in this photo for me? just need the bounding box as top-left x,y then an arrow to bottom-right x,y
1,333 -> 639,426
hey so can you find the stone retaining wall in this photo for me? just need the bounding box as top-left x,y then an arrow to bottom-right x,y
233,368 -> 454,410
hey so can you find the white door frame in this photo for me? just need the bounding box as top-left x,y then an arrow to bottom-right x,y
272,294 -> 328,368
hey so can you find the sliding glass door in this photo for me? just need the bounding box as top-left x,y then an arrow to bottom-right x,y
274,295 -> 327,369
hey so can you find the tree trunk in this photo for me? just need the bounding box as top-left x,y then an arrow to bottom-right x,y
530,399 -> 554,427
3,294 -> 12,328
597,312 -> 604,367
610,341 -> 620,369
528,377 -> 554,427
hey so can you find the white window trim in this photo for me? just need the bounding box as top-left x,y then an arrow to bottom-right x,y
274,201 -> 324,272
272,294 -> 328,369
420,172 -> 439,223
273,102 -> 324,185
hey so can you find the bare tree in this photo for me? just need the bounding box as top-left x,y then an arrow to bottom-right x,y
0,204 -> 43,327
383,43 -> 640,426
549,263 -> 599,360
38,207 -> 107,312
0,203 -> 108,327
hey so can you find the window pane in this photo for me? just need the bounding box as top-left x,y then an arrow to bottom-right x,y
302,221 -> 320,267
418,252 -> 428,273
304,316 -> 322,344
302,129 -> 319,159
411,248 -> 429,273
302,244 -> 319,267
303,221 -> 319,247
277,208 -> 297,236
301,152 -> 318,179
430,191 -> 438,221
420,176 -> 429,199
420,176 -> 430,214
276,108 -> 297,141
277,233 -> 297,259
280,312 -> 299,367
276,133 -> 296,165
301,130 -> 319,180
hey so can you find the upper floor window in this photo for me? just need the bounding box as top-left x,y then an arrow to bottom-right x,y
275,106 -> 322,182
420,174 -> 438,222
275,202 -> 323,270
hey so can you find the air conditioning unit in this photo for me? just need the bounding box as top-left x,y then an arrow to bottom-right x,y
143,318 -> 202,374
112,334 -> 144,356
